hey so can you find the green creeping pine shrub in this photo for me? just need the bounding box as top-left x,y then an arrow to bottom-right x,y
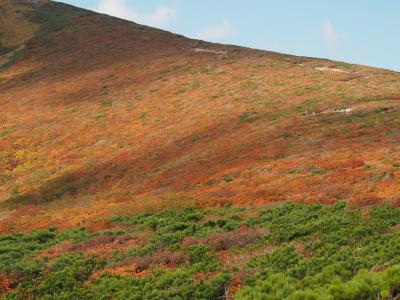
0,228 -> 57,274
238,202 -> 400,299
5,249 -> 229,300
0,228 -> 120,275
236,266 -> 400,300
184,244 -> 220,273
87,269 -> 230,300
3,203 -> 400,299
5,253 -> 105,300
110,207 -> 246,251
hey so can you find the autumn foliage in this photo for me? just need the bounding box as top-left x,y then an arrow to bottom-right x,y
0,5 -> 400,299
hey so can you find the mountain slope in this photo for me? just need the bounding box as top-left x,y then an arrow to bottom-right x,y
3,2 -> 400,299
1,0 -> 400,232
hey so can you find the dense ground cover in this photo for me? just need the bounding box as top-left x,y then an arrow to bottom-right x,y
1,202 -> 400,299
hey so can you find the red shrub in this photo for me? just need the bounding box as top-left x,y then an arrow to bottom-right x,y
344,159 -> 364,169
183,227 -> 266,251
71,234 -> 134,252
123,250 -> 188,272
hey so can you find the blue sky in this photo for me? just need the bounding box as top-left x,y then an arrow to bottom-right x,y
61,0 -> 400,71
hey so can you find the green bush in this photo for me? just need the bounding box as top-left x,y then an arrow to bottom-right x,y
238,202 -> 400,299
88,269 -> 230,300
3,203 -> 400,299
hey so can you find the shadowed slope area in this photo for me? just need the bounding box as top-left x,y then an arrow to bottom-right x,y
1,1 -> 400,232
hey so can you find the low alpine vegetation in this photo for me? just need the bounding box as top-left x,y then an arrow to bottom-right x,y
2,202 -> 400,299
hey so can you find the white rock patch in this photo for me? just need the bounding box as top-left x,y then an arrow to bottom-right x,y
193,48 -> 227,55
315,67 -> 349,73
334,107 -> 352,113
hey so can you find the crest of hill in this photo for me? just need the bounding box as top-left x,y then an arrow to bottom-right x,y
0,0 -> 342,72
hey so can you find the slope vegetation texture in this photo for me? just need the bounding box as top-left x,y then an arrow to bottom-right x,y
1,0 -> 400,299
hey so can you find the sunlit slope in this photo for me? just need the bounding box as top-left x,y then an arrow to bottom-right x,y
1,1 -> 400,231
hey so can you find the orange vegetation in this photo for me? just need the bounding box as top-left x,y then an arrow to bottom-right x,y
1,1 -> 400,233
